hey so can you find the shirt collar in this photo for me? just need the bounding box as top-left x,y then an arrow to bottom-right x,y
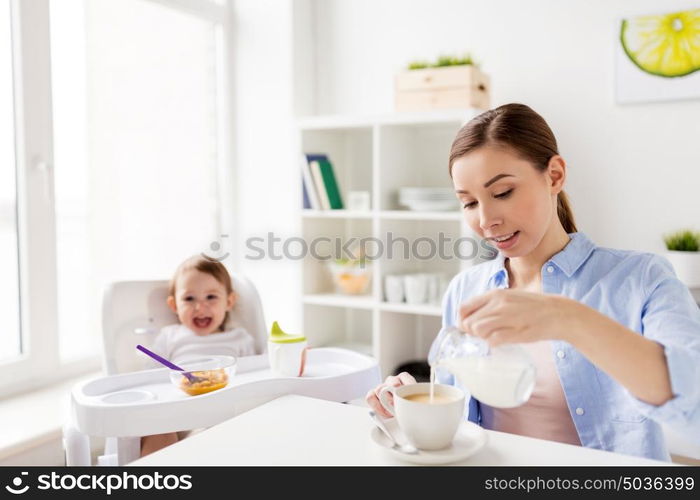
488,253 -> 508,288
550,232 -> 596,277
486,232 -> 596,286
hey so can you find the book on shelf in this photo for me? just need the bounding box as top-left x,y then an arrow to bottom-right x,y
300,154 -> 321,210
302,173 -> 311,209
304,153 -> 344,210
317,158 -> 344,209
309,160 -> 331,210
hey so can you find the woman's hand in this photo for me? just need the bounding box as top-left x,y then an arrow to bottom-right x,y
365,372 -> 417,418
461,289 -> 675,406
459,289 -> 576,346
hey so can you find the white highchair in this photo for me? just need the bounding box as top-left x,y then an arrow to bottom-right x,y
63,274 -> 380,466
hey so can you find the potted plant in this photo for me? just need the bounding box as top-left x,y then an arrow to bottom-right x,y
663,229 -> 700,287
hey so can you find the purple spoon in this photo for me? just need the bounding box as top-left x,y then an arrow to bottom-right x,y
136,344 -> 201,383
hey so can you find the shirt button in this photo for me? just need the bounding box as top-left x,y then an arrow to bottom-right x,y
546,266 -> 554,273
556,350 -> 566,359
576,407 -> 585,416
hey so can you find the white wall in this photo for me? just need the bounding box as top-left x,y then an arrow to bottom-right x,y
233,0 -> 699,331
233,0 -> 302,332
311,0 -> 700,252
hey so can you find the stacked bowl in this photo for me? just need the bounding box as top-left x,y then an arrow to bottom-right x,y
398,187 -> 458,211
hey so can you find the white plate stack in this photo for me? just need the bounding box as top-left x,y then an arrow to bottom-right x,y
398,187 -> 458,212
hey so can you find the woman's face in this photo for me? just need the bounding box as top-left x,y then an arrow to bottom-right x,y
451,146 -> 562,258
168,269 -> 234,335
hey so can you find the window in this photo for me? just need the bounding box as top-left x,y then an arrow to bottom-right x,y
0,0 -> 233,395
51,0 -> 229,362
0,1 -> 21,364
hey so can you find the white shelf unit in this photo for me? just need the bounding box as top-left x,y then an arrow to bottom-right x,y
298,110 -> 485,378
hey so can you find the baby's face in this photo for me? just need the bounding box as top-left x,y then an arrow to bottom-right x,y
169,269 -> 234,336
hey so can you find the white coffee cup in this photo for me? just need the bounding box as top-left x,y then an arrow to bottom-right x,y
378,382 -> 465,450
404,273 -> 429,304
384,274 -> 405,303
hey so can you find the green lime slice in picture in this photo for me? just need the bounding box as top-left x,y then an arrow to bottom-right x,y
620,8 -> 700,77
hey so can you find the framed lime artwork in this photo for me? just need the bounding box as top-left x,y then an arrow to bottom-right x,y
616,7 -> 700,103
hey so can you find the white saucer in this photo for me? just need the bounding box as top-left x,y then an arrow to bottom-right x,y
370,420 -> 488,465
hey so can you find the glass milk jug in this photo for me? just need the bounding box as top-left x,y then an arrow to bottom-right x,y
429,326 -> 536,408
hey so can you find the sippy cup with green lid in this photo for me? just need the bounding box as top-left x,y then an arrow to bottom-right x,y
268,321 -> 308,377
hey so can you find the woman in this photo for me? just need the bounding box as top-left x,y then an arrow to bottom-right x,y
366,103 -> 700,461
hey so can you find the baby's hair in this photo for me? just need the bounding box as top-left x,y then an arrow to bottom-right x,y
169,255 -> 235,332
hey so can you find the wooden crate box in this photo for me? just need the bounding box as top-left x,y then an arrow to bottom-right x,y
395,65 -> 491,112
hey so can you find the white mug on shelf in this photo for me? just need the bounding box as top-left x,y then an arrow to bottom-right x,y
426,273 -> 439,304
384,274 -> 405,303
425,272 -> 449,304
347,190 -> 371,211
404,273 -> 429,304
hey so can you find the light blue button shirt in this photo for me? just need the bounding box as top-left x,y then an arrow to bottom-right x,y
429,232 -> 700,461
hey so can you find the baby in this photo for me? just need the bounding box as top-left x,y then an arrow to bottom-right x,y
140,255 -> 256,457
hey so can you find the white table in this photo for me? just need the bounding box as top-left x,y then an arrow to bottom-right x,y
133,395 -> 668,466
